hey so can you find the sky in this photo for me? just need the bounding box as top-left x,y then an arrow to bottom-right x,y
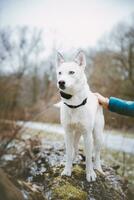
0,0 -> 134,52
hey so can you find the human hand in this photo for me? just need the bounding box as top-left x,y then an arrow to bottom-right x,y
94,93 -> 109,109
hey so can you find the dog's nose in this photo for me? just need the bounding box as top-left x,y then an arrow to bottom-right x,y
58,80 -> 65,86
58,80 -> 65,89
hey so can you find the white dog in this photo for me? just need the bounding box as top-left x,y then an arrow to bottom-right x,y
56,51 -> 104,182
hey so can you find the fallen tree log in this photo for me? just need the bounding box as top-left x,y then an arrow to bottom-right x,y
0,139 -> 128,200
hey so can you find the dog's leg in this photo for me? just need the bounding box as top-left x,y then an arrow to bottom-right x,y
93,110 -> 104,174
61,130 -> 74,177
93,127 -> 104,174
83,132 -> 96,182
73,132 -> 81,160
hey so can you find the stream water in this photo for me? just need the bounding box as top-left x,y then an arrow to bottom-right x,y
17,121 -> 134,154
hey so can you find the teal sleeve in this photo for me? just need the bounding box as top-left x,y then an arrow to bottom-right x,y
109,97 -> 134,117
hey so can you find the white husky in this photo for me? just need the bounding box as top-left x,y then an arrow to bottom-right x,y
56,51 -> 104,182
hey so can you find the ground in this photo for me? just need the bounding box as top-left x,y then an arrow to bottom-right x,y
0,134 -> 128,200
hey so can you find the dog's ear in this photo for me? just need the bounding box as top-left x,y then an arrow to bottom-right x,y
74,51 -> 86,68
56,52 -> 65,67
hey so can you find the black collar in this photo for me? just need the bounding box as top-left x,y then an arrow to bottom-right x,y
59,90 -> 87,109
64,98 -> 87,109
60,91 -> 72,99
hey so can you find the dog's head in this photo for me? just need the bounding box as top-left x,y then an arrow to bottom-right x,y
56,51 -> 87,94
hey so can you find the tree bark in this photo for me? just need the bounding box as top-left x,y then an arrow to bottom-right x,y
0,168 -> 24,200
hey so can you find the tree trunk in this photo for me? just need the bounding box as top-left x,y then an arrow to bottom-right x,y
0,168 -> 24,200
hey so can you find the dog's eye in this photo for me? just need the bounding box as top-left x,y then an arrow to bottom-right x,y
69,71 -> 75,75
58,72 -> 62,75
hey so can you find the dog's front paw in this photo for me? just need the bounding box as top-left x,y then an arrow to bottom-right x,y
86,170 -> 97,182
94,165 -> 105,175
61,168 -> 71,177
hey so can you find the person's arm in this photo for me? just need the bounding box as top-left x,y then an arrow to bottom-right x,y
94,93 -> 134,117
109,97 -> 134,117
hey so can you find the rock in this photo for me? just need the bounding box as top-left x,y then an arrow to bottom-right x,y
0,139 -> 128,200
50,164 -> 127,200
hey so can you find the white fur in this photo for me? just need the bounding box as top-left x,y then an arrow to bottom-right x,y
56,51 -> 104,182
